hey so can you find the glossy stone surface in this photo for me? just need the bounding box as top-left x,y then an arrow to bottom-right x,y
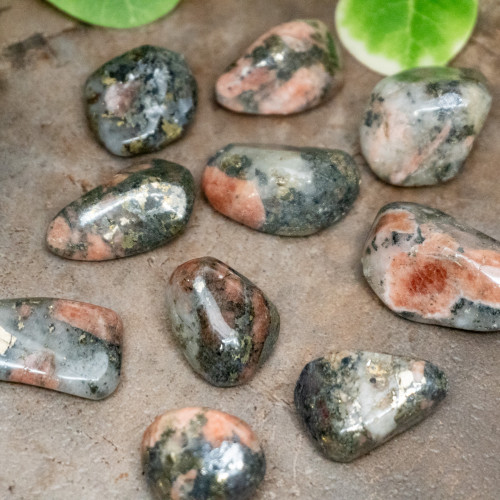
202,144 -> 359,236
85,45 -> 197,156
167,257 -> 279,387
362,202 -> 500,331
142,407 -> 266,500
216,20 -> 342,115
0,298 -> 122,399
360,67 -> 491,186
294,350 -> 448,462
47,160 -> 195,261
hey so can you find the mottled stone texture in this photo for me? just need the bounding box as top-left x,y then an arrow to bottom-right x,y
216,20 -> 342,115
295,351 -> 448,462
142,407 -> 266,500
0,298 -> 122,400
362,202 -> 500,331
202,144 -> 360,236
360,67 -> 491,186
167,257 -> 280,387
85,45 -> 197,156
46,160 -> 195,261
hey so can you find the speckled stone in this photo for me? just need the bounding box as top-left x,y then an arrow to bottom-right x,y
167,257 -> 280,387
202,144 -> 360,236
46,160 -> 195,261
360,67 -> 491,186
85,45 -> 197,156
0,298 -> 122,400
216,20 -> 342,115
362,202 -> 500,331
142,407 -> 266,500
294,350 -> 448,462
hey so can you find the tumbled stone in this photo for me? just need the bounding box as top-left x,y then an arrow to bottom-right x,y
362,202 -> 500,331
47,160 -> 195,261
202,144 -> 359,236
0,298 -> 122,399
142,407 -> 266,500
167,257 -> 279,387
360,67 -> 491,186
216,20 -> 342,115
294,350 -> 448,462
85,45 -> 197,156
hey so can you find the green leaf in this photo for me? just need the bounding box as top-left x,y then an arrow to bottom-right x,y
46,0 -> 181,29
335,0 -> 478,75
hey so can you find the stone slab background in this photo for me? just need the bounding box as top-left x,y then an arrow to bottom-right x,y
0,0 -> 499,498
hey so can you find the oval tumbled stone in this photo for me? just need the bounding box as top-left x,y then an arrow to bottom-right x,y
167,257 -> 280,387
360,67 -> 492,186
294,350 -> 448,462
142,407 -> 266,500
202,144 -> 360,236
47,160 -> 194,261
362,202 -> 500,331
85,45 -> 197,156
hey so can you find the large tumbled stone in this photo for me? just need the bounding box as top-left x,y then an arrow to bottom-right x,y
47,160 -> 195,261
362,202 -> 500,331
360,67 -> 491,186
0,298 -> 122,400
85,45 -> 197,156
294,350 -> 448,462
142,407 -> 266,500
167,257 -> 280,387
202,144 -> 360,236
216,20 -> 342,115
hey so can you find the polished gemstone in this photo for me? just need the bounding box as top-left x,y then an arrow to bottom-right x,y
202,144 -> 359,236
0,298 -> 122,399
142,407 -> 266,500
85,45 -> 197,156
167,257 -> 279,387
360,67 -> 491,186
47,160 -> 195,261
362,202 -> 500,331
294,350 -> 448,462
216,20 -> 342,115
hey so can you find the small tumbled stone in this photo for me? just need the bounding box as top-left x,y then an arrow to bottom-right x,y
142,407 -> 266,500
167,257 -> 279,387
202,144 -> 359,236
294,350 -> 448,462
47,160 -> 195,261
362,202 -> 500,331
0,298 -> 122,400
85,45 -> 197,156
216,20 -> 342,115
360,67 -> 491,186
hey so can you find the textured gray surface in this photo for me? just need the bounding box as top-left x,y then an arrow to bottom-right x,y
0,1 -> 499,498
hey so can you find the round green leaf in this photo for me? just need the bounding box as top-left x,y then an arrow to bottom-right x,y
335,0 -> 478,75
46,0 -> 181,29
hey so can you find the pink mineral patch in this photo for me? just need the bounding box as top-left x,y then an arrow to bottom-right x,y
46,216 -> 72,252
85,233 -> 115,261
10,351 -> 59,390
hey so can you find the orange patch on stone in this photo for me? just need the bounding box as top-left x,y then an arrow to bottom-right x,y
46,216 -> 72,252
85,233 -> 115,261
374,210 -> 416,236
10,351 -> 59,390
170,469 -> 197,500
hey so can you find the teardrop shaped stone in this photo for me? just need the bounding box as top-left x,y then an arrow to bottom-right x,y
85,45 -> 197,156
167,257 -> 280,387
202,144 -> 360,236
47,160 -> 195,261
142,407 -> 266,500
0,298 -> 122,400
362,202 -> 500,331
360,67 -> 492,186
216,20 -> 342,115
294,350 -> 448,462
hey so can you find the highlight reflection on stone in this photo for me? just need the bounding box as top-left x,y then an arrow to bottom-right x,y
167,257 -> 280,387
294,351 -> 448,462
362,202 -> 500,331
47,160 -> 195,261
142,407 -> 266,500
0,298 -> 122,399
